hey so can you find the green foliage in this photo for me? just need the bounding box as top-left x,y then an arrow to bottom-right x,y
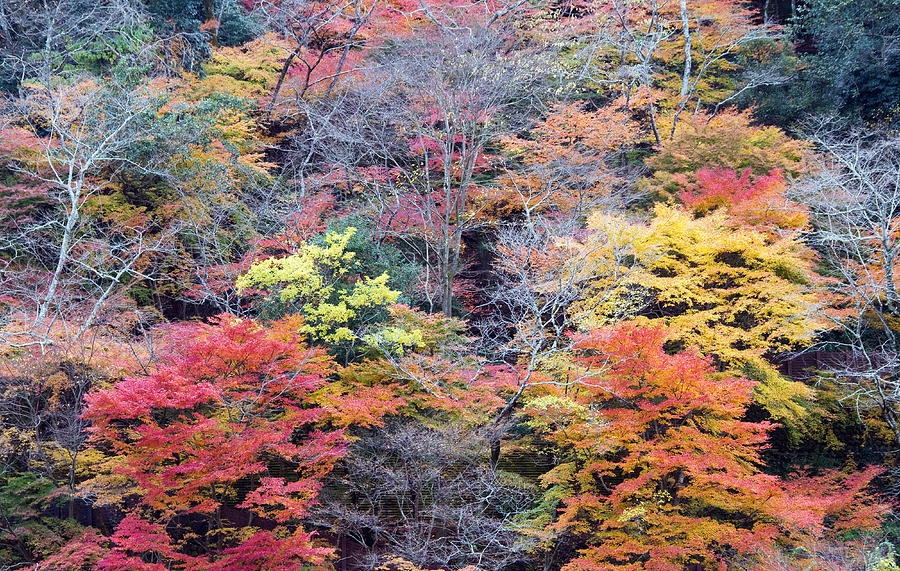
320,215 -> 421,300
201,36 -> 289,96
0,471 -> 56,520
66,25 -> 156,86
146,0 -> 206,61
0,472 -> 83,566
795,0 -> 900,123
216,0 -> 263,47
868,542 -> 900,571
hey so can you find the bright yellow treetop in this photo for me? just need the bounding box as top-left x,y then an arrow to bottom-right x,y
571,204 -> 825,425
236,227 -> 401,343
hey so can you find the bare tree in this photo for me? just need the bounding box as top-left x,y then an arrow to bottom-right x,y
0,77 -> 170,348
666,1 -> 774,137
362,22 -> 549,315
791,121 -> 900,466
737,535 -> 898,571
313,421 -> 540,570
575,0 -> 675,144
0,359 -> 93,515
0,0 -> 158,88
277,2 -> 557,315
254,0 -> 378,123
153,163 -> 272,316
477,211 -> 648,465
574,0 -> 778,142
283,76 -> 406,198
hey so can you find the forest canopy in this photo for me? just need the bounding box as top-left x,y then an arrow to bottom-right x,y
1,0 -> 899,569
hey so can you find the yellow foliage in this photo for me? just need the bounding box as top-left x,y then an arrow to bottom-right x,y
571,205 -> 824,425
869,544 -> 900,571
524,395 -> 593,431
79,453 -> 138,507
360,304 -> 470,357
150,72 -> 276,183
237,227 -> 401,343
201,34 -> 290,97
361,326 -> 425,356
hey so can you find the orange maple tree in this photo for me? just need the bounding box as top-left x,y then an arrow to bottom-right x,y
525,324 -> 887,570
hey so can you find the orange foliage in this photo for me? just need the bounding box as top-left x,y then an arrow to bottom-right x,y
486,102 -> 637,216
525,324 -> 887,570
644,109 -> 810,197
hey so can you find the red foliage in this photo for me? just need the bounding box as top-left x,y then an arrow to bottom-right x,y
0,126 -> 56,229
678,167 -> 807,228
0,181 -> 53,230
204,529 -> 329,571
679,167 -> 777,210
80,315 -> 347,569
97,515 -> 188,571
33,528 -> 108,570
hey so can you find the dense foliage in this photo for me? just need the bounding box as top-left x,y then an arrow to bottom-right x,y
1,0 -> 898,570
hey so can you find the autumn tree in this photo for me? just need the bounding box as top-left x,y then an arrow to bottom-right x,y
561,0 -> 675,144
236,226 -> 403,348
325,302 -> 519,424
476,215 -> 647,466
677,167 -> 807,230
641,108 -> 809,198
524,324 -> 886,570
76,315 -> 348,569
491,101 -> 641,226
569,205 -> 821,428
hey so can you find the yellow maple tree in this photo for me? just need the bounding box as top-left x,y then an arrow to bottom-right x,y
570,204 -> 824,425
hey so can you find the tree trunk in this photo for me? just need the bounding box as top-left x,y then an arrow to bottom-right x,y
203,0 -> 218,46
490,438 -> 500,468
40,184 -> 80,319
679,0 -> 691,99
646,82 -> 661,145
265,50 -> 298,123
441,242 -> 453,316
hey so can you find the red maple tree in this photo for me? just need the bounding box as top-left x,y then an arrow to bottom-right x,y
77,315 -> 348,570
